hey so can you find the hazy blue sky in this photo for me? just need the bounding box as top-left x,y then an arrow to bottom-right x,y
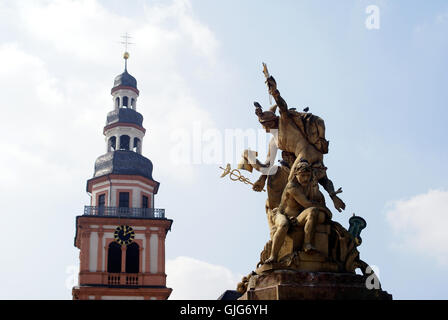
0,0 -> 447,299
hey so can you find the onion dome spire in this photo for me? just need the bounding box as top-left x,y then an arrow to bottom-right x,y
112,50 -> 138,94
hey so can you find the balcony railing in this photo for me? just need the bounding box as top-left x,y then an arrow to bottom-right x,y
84,206 -> 165,219
106,273 -> 140,286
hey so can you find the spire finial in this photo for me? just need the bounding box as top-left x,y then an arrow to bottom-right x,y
123,51 -> 129,71
120,32 -> 134,71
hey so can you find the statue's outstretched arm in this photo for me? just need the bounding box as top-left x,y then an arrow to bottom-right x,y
241,148 -> 271,172
318,175 -> 346,212
318,175 -> 336,195
252,159 -> 270,170
252,175 -> 267,192
266,76 -> 289,114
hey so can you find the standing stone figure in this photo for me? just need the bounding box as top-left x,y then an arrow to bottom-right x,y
254,75 -> 346,213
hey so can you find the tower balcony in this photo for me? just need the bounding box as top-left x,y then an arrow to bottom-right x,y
84,206 -> 165,219
78,271 -> 168,288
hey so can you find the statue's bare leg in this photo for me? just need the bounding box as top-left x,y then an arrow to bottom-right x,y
265,213 -> 289,263
297,207 -> 326,253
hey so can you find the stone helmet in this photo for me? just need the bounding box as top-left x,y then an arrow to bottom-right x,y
254,102 -> 278,124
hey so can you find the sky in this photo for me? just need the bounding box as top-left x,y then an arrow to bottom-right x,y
0,0 -> 447,300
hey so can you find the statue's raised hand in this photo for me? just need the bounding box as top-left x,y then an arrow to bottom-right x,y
254,102 -> 263,117
331,194 -> 346,213
265,76 -> 277,94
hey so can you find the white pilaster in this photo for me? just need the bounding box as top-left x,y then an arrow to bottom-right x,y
150,234 -> 158,274
89,232 -> 99,272
129,136 -> 134,151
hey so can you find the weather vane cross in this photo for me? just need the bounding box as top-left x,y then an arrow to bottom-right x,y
120,32 -> 134,52
120,32 -> 134,69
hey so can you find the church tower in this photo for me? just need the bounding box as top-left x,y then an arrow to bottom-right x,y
72,52 -> 173,300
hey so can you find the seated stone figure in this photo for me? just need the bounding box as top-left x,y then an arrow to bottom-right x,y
265,160 -> 332,263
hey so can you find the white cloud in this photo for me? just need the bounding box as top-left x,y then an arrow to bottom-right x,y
166,256 -> 242,300
436,11 -> 448,25
142,0 -> 218,63
0,0 -> 221,186
386,189 -> 448,265
15,0 -> 130,63
0,43 -> 76,188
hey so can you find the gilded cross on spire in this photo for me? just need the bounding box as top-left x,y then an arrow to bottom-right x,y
120,32 -> 134,70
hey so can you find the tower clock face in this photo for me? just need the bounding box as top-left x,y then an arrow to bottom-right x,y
114,225 -> 135,246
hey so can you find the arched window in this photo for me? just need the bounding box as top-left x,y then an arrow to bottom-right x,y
115,97 -> 120,108
119,135 -> 130,150
126,243 -> 139,273
107,242 -> 122,273
133,137 -> 140,153
122,96 -> 129,108
131,98 -> 135,108
108,136 -> 116,151
98,193 -> 106,215
118,192 -> 129,208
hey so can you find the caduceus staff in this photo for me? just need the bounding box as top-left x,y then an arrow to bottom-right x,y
219,164 -> 266,192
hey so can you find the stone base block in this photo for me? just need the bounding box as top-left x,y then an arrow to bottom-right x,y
239,270 -> 392,300
256,252 -> 339,274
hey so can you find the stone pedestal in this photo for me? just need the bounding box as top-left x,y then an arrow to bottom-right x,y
238,270 -> 392,300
